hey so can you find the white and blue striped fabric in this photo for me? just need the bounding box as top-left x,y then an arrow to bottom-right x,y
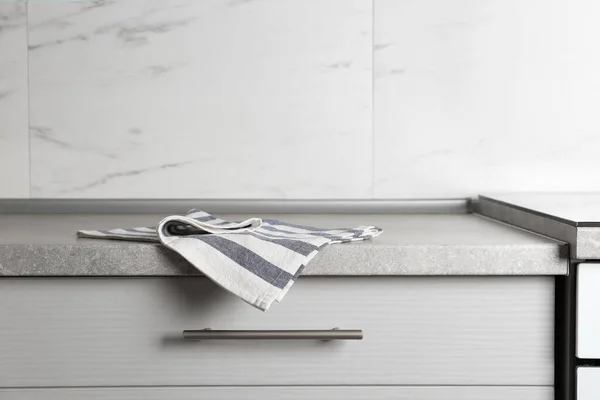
78,210 -> 383,311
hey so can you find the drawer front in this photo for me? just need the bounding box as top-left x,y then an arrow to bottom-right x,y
578,367 -> 599,400
0,277 -> 554,386
0,386 -> 554,400
577,263 -> 600,357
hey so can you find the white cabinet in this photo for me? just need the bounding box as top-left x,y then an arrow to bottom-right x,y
577,264 -> 600,357
578,368 -> 600,400
0,277 -> 553,387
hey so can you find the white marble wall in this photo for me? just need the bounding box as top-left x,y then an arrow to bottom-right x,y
28,0 -> 372,198
1,0 -> 599,199
375,0 -> 600,198
0,2 -> 28,198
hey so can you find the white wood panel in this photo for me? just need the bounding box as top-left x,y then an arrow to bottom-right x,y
577,367 -> 600,400
0,386 -> 554,400
577,263 -> 600,357
0,277 -> 554,386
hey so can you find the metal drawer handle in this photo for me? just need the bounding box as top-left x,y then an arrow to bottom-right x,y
182,328 -> 363,340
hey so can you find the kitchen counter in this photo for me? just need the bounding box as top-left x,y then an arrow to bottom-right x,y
0,206 -> 562,397
478,192 -> 600,259
0,212 -> 567,276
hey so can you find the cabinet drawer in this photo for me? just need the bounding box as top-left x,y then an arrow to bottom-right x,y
0,277 -> 553,386
0,386 -> 554,400
577,263 -> 600,357
578,367 -> 599,400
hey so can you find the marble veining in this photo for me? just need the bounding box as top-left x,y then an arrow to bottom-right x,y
66,160 -> 200,194
5,0 -> 596,200
28,0 -> 373,199
0,3 -> 28,198
31,125 -> 120,160
374,0 -> 600,198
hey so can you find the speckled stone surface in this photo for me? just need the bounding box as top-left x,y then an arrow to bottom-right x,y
577,227 -> 600,260
0,213 -> 568,276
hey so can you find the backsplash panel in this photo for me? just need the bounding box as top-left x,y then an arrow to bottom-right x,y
0,0 -> 598,199
374,0 -> 600,198
28,0 -> 373,198
0,3 -> 29,198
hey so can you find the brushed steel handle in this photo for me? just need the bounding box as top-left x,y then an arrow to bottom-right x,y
182,328 -> 363,340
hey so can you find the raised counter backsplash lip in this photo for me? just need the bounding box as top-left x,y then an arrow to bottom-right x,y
479,193 -> 600,227
478,195 -> 581,227
477,193 -> 600,260
0,198 -> 471,215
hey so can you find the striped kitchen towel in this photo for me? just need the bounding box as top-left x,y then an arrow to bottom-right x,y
78,210 -> 383,311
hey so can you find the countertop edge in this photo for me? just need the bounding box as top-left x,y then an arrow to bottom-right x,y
0,242 -> 568,277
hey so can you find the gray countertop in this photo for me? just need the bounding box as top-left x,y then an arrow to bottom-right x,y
478,193 -> 600,259
0,213 -> 567,276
